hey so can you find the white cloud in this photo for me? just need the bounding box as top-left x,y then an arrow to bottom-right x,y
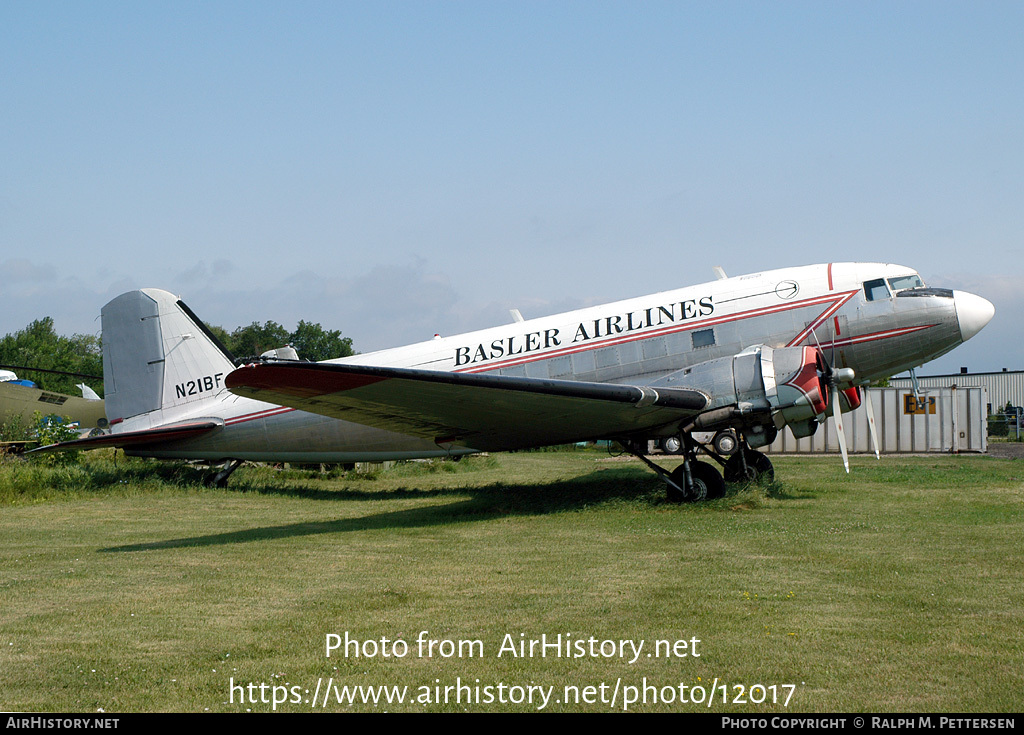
2,259 -> 56,284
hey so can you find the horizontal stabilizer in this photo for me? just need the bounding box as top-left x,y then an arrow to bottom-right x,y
225,362 -> 709,451
29,420 -> 222,454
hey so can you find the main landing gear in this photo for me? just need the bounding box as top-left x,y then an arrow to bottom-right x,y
624,433 -> 774,503
722,447 -> 775,484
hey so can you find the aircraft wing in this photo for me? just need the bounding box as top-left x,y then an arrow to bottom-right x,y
225,363 -> 709,451
29,420 -> 222,454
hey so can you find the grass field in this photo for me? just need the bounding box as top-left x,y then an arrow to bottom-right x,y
1,449 -> 1021,712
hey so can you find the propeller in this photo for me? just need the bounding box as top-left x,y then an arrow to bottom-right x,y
811,343 -> 860,472
826,322 -> 881,462
810,338 -> 855,473
839,384 -> 881,461
863,387 -> 880,460
828,371 -> 853,473
809,319 -> 881,468
825,324 -> 850,472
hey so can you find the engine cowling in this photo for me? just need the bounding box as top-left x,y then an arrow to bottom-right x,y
651,344 -> 835,438
762,345 -> 830,425
840,386 -> 862,412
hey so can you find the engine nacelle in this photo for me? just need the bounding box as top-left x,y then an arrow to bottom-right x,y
839,386 -> 862,413
652,344 -> 833,436
761,345 -> 830,425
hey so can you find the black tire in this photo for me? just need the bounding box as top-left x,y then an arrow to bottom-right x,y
723,449 -> 775,484
712,430 -> 739,456
667,461 -> 725,502
694,460 -> 727,499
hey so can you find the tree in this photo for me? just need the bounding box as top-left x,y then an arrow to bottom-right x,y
0,313 -> 356,402
289,320 -> 354,362
207,320 -> 356,362
0,318 -> 103,396
203,323 -> 233,353
225,321 -> 291,359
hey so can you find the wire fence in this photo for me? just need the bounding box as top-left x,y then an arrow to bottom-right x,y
988,408 -> 1023,440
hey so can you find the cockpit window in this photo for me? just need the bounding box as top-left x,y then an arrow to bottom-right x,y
863,278 -> 890,301
888,274 -> 925,292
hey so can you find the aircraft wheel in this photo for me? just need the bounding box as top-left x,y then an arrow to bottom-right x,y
203,470 -> 230,488
723,449 -> 774,484
667,461 -> 725,503
694,461 -> 727,499
712,429 -> 739,456
660,435 -> 683,455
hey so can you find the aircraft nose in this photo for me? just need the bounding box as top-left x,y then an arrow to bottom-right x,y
954,290 -> 995,343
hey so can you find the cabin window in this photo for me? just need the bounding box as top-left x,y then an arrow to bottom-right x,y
887,274 -> 924,292
692,328 -> 716,349
863,278 -> 890,301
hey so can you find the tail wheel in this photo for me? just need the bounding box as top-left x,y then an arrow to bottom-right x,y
204,459 -> 243,488
723,449 -> 774,484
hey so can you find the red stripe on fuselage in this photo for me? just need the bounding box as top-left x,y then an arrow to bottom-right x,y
785,291 -> 858,348
825,324 -> 935,349
224,406 -> 294,426
457,290 -> 859,374
214,296 -> 935,427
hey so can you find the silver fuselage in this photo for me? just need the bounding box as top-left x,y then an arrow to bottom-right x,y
119,262 -> 990,462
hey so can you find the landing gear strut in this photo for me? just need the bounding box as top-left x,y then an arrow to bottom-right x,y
622,425 -> 777,501
205,459 -> 243,488
624,436 -> 725,503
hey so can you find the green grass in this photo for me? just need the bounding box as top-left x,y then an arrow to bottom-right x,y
0,450 -> 1021,712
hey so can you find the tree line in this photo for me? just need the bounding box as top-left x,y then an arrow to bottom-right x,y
0,318 -> 354,398
208,320 -> 355,363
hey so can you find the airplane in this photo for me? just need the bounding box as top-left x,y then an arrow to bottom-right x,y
34,262 -> 995,501
0,368 -> 106,434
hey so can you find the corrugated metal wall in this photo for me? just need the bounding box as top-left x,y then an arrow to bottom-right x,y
889,371 -> 1023,413
763,386 -> 987,454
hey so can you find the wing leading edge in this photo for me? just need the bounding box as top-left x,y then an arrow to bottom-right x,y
225,362 -> 710,452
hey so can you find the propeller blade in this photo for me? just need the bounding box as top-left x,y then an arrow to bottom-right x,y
829,318 -> 837,376
832,386 -> 850,473
811,326 -> 855,473
863,387 -> 880,460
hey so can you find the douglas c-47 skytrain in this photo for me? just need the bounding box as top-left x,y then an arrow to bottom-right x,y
35,263 -> 995,501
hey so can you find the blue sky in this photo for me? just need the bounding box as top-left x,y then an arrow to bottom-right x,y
2,1 -> 1021,374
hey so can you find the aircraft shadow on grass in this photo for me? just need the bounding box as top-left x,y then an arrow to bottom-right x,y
98,466 -> 778,553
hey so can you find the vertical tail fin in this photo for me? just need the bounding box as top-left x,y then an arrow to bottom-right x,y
102,289 -> 236,422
